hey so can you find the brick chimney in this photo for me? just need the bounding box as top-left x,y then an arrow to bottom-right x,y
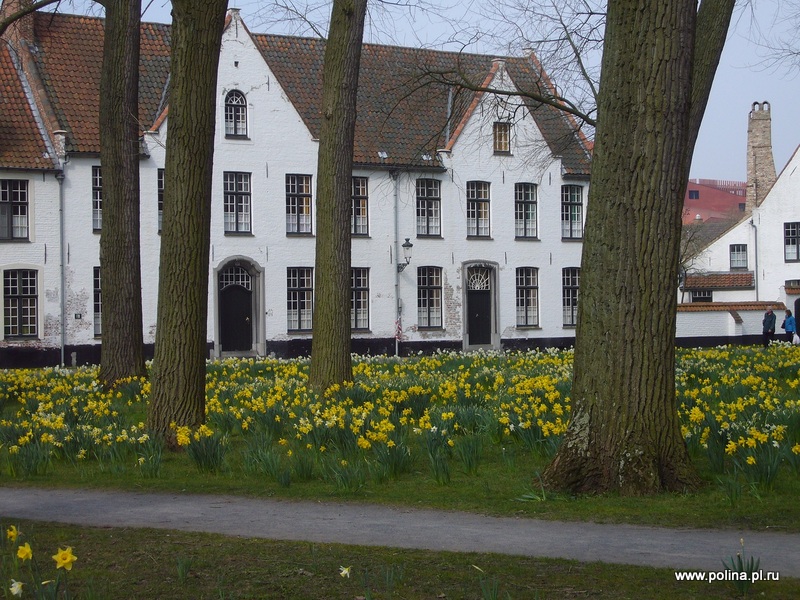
745,101 -> 777,211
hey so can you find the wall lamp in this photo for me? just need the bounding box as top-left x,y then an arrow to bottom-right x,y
397,238 -> 413,272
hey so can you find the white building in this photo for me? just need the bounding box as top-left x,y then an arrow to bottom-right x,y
1,5 -> 593,366
677,102 -> 800,344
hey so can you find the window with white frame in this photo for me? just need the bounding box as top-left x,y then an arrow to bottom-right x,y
562,267 -> 580,326
729,244 -> 747,269
416,178 -> 441,236
466,181 -> 490,237
3,269 -> 37,337
223,172 -> 251,233
561,185 -> 583,239
691,289 -> 713,303
224,90 -> 247,137
351,267 -> 369,330
157,168 -> 164,232
0,179 -> 29,240
493,122 -> 511,154
514,182 -> 537,238
286,174 -> 312,234
287,267 -> 313,331
93,266 -> 102,336
516,267 -> 539,327
785,222 -> 800,261
417,266 -> 442,328
92,166 -> 103,231
351,177 -> 368,235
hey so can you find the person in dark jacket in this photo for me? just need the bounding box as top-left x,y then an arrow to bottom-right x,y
782,309 -> 796,343
763,307 -> 776,347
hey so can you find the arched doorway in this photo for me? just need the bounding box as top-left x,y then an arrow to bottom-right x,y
463,263 -> 498,349
219,265 -> 253,352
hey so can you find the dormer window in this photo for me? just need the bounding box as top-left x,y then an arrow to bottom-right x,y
493,122 -> 511,154
225,90 -> 248,137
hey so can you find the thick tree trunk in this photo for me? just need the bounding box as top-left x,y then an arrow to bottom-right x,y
147,0 -> 228,443
544,0 -> 733,495
308,0 -> 368,392
97,0 -> 145,386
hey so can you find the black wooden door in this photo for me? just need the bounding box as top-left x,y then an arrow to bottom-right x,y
220,285 -> 252,351
467,289 -> 491,345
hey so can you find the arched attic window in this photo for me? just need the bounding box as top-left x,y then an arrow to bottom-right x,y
225,90 -> 248,137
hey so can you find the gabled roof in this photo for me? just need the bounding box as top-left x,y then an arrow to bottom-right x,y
0,44 -> 54,169
252,33 -> 592,171
2,11 -> 590,172
27,12 -> 171,154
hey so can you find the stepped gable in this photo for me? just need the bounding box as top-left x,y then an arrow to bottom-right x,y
0,44 -> 53,169
28,13 -> 171,153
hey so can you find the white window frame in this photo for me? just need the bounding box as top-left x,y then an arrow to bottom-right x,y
466,181 -> 490,237
224,90 -> 248,137
0,179 -> 29,240
287,267 -> 313,331
351,267 -> 369,330
514,182 -> 537,238
223,172 -> 252,233
561,185 -> 583,239
516,267 -> 539,327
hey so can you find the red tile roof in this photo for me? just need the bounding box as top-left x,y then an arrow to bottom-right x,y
252,34 -> 592,171
28,13 -> 171,154
0,44 -> 55,169
677,301 -> 785,312
3,11 -> 589,173
683,271 -> 754,290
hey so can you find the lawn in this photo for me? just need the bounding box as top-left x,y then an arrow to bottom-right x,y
1,344 -> 799,597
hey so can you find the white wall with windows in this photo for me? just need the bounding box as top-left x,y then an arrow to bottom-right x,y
0,169 -> 62,348
680,145 -> 800,313
2,10 -> 591,362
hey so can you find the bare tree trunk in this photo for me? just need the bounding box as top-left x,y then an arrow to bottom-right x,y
543,0 -> 733,495
308,0 -> 368,392
98,0 -> 146,386
147,0 -> 228,443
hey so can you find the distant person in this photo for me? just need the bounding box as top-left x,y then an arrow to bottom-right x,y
763,307 -> 776,347
783,309 -> 797,343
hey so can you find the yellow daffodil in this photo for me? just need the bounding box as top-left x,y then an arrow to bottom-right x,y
17,542 -> 32,561
339,565 -> 351,578
52,546 -> 77,571
6,525 -> 19,543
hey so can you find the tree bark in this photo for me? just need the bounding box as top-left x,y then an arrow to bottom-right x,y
308,0 -> 368,392
98,0 -> 146,386
543,0 -> 733,495
147,0 -> 228,443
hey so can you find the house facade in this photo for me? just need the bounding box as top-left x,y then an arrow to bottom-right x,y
678,102 -> 800,344
1,5 -> 593,366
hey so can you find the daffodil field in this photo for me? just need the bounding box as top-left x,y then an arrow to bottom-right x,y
1,345 -> 799,494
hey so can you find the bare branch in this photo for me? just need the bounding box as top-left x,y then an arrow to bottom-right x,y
0,0 -> 63,37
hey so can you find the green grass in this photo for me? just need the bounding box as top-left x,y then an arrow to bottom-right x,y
4,438 -> 799,532
2,348 -> 800,597
2,519 -> 798,599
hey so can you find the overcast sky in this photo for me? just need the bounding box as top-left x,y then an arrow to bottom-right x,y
90,1 -> 800,182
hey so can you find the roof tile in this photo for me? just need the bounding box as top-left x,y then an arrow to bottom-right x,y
0,44 -> 53,169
